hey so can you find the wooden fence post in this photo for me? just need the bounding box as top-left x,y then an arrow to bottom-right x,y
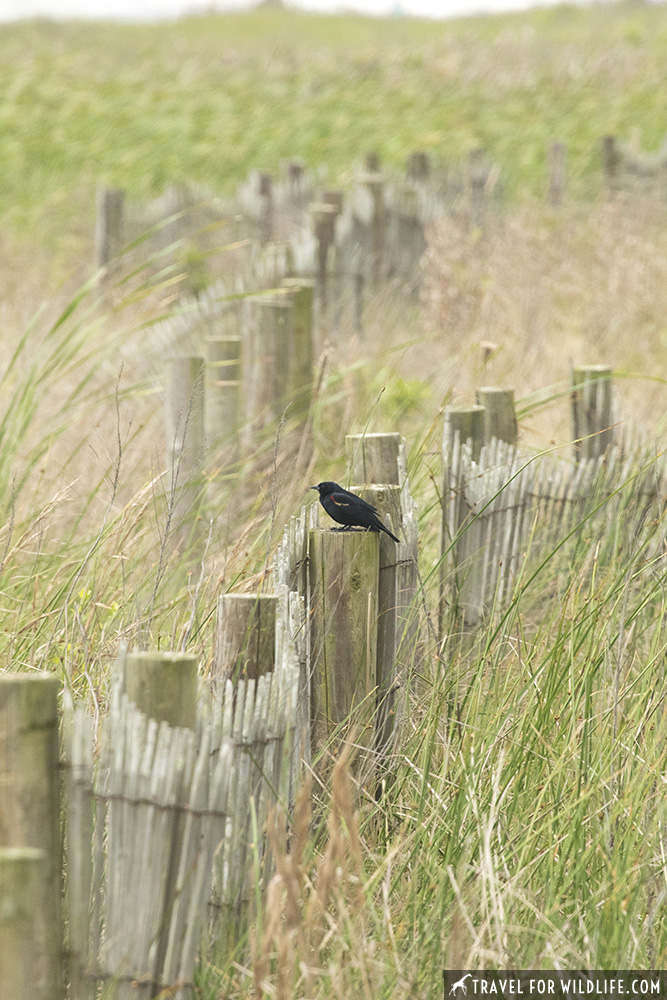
440,406 -> 486,631
444,405 -> 485,463
214,594 -> 277,682
254,299 -> 294,424
360,172 -> 386,289
468,148 -> 488,229
123,651 -> 198,730
165,355 -> 206,540
475,387 -> 518,446
206,335 -> 242,455
282,278 -> 315,417
356,486 -> 400,758
346,431 -> 401,485
287,159 -> 307,208
308,530 -> 379,754
310,202 -> 338,325
258,172 -> 273,244
571,364 -> 614,461
95,186 -> 124,274
0,847 -> 47,1000
406,150 -> 430,182
548,141 -> 567,207
602,136 -> 621,195
0,674 -> 63,1000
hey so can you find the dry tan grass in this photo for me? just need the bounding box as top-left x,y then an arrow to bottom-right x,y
420,194 -> 667,451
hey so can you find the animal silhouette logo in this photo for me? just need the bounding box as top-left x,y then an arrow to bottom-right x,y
450,974 -> 474,995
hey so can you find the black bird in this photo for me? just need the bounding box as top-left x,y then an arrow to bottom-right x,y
310,481 -> 400,543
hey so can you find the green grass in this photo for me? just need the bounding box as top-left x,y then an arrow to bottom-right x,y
4,1 -> 667,269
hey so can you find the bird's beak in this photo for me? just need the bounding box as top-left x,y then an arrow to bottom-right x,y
309,485 -> 318,491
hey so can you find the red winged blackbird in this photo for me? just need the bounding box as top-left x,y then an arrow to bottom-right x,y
310,481 -> 400,543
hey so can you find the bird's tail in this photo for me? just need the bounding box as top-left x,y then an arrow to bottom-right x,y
382,524 -> 400,544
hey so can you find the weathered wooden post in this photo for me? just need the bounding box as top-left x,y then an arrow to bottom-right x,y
354,271 -> 365,337
406,150 -> 430,183
602,136 -> 621,196
360,171 -> 386,289
258,172 -> 273,244
214,594 -> 277,682
310,202 -> 338,326
0,847 -> 47,1000
347,433 -> 420,680
206,335 -> 242,456
468,148 -> 488,230
571,364 -> 614,461
308,530 -> 380,754
61,701 -> 94,1000
444,405 -> 485,463
282,277 -> 315,418
123,650 -> 198,729
95,186 -> 124,274
475,387 -> 518,446
548,140 -> 567,207
0,674 -> 63,1000
254,298 -> 293,424
165,355 -> 206,543
346,431 -> 401,485
356,485 -> 400,758
287,159 -> 307,208
440,405 -> 486,631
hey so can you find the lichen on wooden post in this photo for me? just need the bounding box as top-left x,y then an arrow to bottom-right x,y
308,529 -> 380,753
214,594 -> 277,683
123,651 -> 198,730
571,364 -> 614,462
0,674 -> 63,1000
475,387 -> 518,446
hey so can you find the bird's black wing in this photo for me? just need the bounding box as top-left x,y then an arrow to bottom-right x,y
335,488 -> 378,513
329,491 -> 360,510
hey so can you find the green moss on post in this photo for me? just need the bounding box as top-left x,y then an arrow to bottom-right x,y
0,847 -> 47,1000
124,652 -> 198,730
0,674 -> 63,1000
308,529 -> 380,753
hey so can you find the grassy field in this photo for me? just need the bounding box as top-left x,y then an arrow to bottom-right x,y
3,3 -> 667,997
